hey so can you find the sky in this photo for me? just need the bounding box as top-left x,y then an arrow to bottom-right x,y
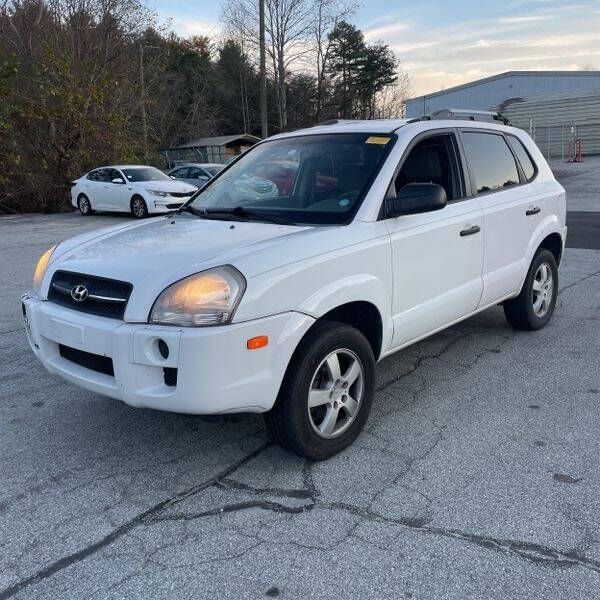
149,0 -> 600,98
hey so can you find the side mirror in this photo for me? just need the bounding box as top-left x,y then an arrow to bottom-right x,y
198,175 -> 209,181
112,178 -> 124,184
385,183 -> 447,217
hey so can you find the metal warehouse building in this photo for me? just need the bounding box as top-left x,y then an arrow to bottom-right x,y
405,71 -> 600,158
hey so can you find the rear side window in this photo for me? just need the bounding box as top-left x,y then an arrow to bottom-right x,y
506,135 -> 536,181
462,132 -> 520,194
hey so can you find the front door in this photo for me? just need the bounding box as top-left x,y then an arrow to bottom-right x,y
104,168 -> 130,212
384,130 -> 484,348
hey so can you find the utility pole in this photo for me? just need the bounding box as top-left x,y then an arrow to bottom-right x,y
139,43 -> 149,162
259,0 -> 268,138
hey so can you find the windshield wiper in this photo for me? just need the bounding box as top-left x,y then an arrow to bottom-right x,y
203,206 -> 295,225
180,205 -> 208,218
179,204 -> 295,225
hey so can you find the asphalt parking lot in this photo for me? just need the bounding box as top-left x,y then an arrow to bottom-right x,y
1,165 -> 599,599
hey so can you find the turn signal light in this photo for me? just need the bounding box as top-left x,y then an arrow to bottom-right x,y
247,335 -> 268,350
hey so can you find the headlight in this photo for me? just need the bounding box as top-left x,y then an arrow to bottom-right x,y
148,190 -> 169,197
149,266 -> 246,326
33,244 -> 57,290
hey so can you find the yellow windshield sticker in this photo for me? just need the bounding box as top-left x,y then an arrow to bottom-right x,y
365,136 -> 391,145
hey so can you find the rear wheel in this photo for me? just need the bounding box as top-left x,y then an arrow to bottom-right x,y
503,248 -> 558,330
77,194 -> 93,215
264,320 -> 375,460
131,195 -> 148,219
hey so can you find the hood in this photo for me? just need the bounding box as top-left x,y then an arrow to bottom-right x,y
134,179 -> 197,193
44,213 -> 313,320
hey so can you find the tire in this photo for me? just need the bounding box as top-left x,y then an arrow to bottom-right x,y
130,195 -> 148,219
503,248 -> 558,331
77,194 -> 93,215
264,320 -> 376,460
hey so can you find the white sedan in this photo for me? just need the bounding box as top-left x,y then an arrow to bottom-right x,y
71,165 -> 197,218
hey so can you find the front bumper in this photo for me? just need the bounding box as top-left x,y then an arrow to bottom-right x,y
22,293 -> 314,414
150,199 -> 190,213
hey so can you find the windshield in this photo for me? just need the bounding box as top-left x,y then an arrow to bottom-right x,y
188,133 -> 394,225
122,167 -> 172,182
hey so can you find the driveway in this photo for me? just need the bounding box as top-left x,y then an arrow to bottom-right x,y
1,189 -> 599,598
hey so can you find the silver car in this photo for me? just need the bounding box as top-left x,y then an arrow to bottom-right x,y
168,163 -> 224,189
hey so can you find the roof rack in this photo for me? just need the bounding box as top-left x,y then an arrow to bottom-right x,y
430,109 -> 511,126
314,119 -> 358,126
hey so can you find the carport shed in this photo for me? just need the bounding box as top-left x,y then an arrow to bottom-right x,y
162,134 -> 261,168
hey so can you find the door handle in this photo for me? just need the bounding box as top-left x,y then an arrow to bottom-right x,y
460,225 -> 481,237
526,207 -> 541,216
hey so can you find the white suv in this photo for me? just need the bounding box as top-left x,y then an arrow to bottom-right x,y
23,113 -> 567,459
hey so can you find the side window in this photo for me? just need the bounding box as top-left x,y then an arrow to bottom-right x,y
506,135 -> 536,182
394,133 -> 464,201
95,169 -> 109,182
106,168 -> 122,182
189,168 -> 207,179
462,132 -> 519,194
171,167 -> 189,178
87,170 -> 100,181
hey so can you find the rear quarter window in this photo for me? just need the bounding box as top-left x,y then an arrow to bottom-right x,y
506,135 -> 537,181
461,131 -> 520,195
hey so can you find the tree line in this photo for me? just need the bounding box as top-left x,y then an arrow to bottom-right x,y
0,0 -> 410,213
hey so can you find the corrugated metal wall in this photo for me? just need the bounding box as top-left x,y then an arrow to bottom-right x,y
405,72 -> 600,118
404,72 -> 600,157
499,90 -> 600,158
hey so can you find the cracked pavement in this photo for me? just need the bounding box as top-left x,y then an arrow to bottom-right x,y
1,184 -> 600,598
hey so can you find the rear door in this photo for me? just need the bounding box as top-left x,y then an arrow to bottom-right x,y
384,129 -> 485,348
84,169 -> 108,208
459,129 -> 543,306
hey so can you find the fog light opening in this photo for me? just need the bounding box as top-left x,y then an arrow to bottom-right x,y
157,338 -> 169,360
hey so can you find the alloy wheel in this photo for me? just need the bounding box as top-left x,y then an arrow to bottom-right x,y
532,262 -> 554,317
307,348 -> 364,439
132,198 -> 145,217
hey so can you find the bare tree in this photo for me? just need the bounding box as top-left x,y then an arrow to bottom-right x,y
222,0 -> 315,131
374,70 -> 412,119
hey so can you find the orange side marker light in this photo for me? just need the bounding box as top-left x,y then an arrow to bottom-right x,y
247,335 -> 269,350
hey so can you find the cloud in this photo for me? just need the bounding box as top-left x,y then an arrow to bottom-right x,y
166,18 -> 222,38
364,2 -> 600,97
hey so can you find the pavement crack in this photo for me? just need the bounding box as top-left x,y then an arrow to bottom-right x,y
558,269 -> 600,295
149,499 -> 312,522
217,477 -> 314,500
0,442 -> 272,600
376,333 -> 468,393
320,501 -> 600,574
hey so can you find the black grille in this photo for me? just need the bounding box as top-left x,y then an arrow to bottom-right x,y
166,203 -> 184,209
59,344 -> 114,376
169,191 -> 194,198
48,271 -> 132,319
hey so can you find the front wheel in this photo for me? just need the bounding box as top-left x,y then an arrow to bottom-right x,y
503,248 -> 558,330
264,320 -> 375,460
130,196 -> 148,219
